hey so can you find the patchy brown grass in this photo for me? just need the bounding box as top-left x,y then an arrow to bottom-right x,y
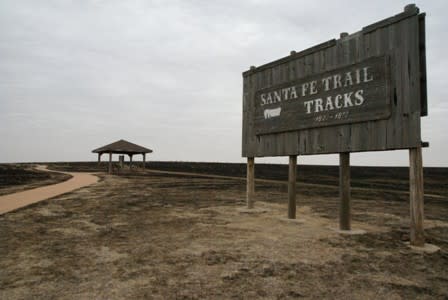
0,163 -> 447,299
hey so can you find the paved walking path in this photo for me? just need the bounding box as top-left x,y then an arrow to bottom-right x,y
0,165 -> 99,215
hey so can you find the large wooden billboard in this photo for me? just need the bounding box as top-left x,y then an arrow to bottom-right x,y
242,5 -> 427,157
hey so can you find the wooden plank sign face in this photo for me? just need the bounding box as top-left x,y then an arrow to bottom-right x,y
254,56 -> 391,135
242,5 -> 427,157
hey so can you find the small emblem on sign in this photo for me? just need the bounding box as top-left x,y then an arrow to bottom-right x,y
264,107 -> 281,119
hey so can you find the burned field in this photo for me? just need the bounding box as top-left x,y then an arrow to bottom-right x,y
0,164 -> 71,196
1,162 -> 448,299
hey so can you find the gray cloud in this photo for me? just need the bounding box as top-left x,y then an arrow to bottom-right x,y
0,0 -> 447,166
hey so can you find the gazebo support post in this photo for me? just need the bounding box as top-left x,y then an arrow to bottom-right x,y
129,154 -> 133,169
143,153 -> 146,169
98,153 -> 101,165
108,152 -> 112,174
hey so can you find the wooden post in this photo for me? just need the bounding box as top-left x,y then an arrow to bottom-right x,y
143,153 -> 146,169
409,147 -> 425,246
119,155 -> 124,168
339,152 -> 351,230
98,153 -> 101,165
129,155 -> 133,169
288,155 -> 297,219
247,157 -> 255,209
108,152 -> 112,174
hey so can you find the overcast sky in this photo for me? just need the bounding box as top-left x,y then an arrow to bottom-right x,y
1,0 -> 447,166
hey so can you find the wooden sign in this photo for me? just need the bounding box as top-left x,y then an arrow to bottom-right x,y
242,5 -> 427,157
255,55 -> 391,134
242,5 -> 429,247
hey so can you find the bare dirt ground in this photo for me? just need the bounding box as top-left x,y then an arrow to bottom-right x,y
1,163 -> 447,299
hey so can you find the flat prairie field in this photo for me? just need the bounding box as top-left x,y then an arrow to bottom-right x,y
1,162 -> 448,299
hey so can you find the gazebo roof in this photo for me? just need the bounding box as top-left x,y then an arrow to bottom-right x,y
92,139 -> 153,154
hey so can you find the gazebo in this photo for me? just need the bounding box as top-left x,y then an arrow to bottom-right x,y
92,139 -> 153,174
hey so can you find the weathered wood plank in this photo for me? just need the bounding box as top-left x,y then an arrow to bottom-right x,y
246,157 -> 255,209
418,13 -> 428,116
362,4 -> 419,34
387,20 -> 399,149
409,147 -> 424,246
373,27 -> 389,150
337,35 -> 351,152
339,152 -> 351,230
108,152 -> 112,174
400,17 -> 411,147
288,155 -> 297,219
242,39 -> 336,76
408,15 -> 422,147
241,75 -> 249,156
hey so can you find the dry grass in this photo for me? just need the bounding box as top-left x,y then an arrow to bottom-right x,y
0,166 -> 447,299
